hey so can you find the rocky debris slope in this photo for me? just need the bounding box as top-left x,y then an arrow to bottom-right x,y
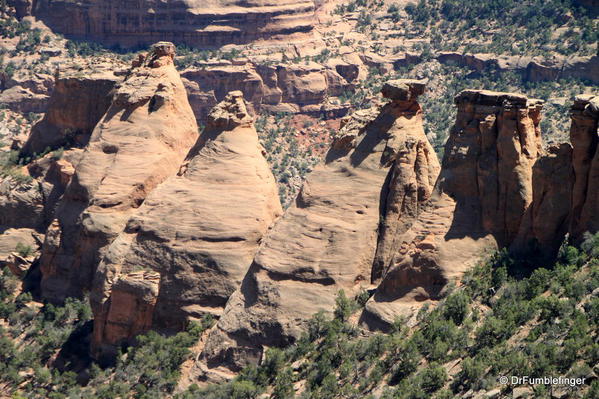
198,79 -> 439,373
24,0 -> 317,48
363,90 -> 545,329
90,91 -> 282,361
38,42 -> 199,303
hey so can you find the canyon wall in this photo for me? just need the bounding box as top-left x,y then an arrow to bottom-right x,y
181,60 -> 355,122
21,72 -> 121,157
27,0 -> 316,48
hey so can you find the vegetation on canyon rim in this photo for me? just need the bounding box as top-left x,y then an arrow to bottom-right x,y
1,235 -> 598,398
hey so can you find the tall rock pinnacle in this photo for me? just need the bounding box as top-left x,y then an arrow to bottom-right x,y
362,90 -> 545,329
90,91 -> 282,361
198,79 -> 439,373
39,42 -> 199,303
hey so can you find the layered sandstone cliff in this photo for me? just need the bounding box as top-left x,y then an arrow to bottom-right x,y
28,0 -> 316,48
363,90 -> 545,328
199,79 -> 439,372
39,42 -> 199,302
181,60 -> 355,122
21,72 -> 121,157
89,91 -> 282,361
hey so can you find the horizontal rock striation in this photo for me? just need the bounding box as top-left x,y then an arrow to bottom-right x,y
181,60 -> 355,122
30,0 -> 317,48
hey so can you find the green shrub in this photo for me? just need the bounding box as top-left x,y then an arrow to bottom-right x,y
443,291 -> 469,325
419,363 -> 447,393
14,243 -> 34,258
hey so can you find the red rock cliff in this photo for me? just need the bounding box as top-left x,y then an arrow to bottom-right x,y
30,0 -> 316,48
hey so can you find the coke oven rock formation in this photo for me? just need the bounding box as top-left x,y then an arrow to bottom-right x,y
38,42 -> 199,303
90,91 -> 282,361
198,79 -> 439,373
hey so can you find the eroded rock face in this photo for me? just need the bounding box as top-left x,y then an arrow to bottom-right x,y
569,95 -> 599,240
443,90 -> 543,245
181,61 -> 354,122
39,42 -> 199,303
90,91 -> 282,361
199,79 -> 439,372
31,0 -> 316,48
362,90 -> 544,329
21,73 -> 121,157
512,144 -> 573,259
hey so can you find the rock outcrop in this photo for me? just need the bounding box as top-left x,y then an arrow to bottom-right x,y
199,79 -> 439,372
38,42 -> 199,303
512,143 -> 573,259
437,52 -> 599,84
569,95 -> 599,240
89,91 -> 282,361
181,60 -> 355,122
362,90 -> 544,329
29,0 -> 317,48
21,73 -> 121,157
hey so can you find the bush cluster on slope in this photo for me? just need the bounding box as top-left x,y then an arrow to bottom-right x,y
178,235 -> 599,399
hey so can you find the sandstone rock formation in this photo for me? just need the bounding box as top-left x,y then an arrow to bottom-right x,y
199,79 -> 439,372
0,85 -> 48,114
512,143 -> 573,259
181,60 -> 354,122
38,42 -> 199,303
28,0 -> 317,48
569,94 -> 599,240
362,90 -> 544,329
21,73 -> 121,157
89,91 -> 282,361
